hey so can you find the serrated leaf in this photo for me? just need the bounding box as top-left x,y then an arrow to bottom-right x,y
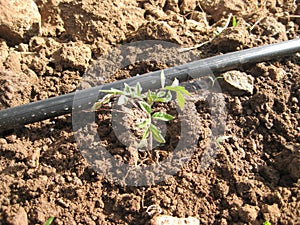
152,112 -> 174,121
136,118 -> 150,128
161,70 -> 166,88
139,101 -> 152,114
44,217 -> 55,225
150,124 -> 165,143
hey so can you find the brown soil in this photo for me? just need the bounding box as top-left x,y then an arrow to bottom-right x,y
1,0 -> 300,224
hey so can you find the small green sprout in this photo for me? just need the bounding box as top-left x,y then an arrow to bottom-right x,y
263,221 -> 271,225
208,76 -> 223,87
92,70 -> 191,149
44,217 -> 55,225
232,16 -> 238,27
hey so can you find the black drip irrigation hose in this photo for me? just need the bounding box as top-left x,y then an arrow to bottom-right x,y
0,38 -> 299,132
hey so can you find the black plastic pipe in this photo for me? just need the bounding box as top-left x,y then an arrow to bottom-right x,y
0,38 -> 299,132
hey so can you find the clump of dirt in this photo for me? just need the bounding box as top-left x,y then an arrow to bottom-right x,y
0,0 -> 299,224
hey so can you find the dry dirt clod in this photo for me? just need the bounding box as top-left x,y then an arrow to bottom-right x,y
261,203 -> 281,224
26,148 -> 41,168
0,0 -> 41,46
238,204 -> 259,223
52,41 -> 92,72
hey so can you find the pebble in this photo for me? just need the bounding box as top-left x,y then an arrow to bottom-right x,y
0,0 -> 41,45
221,70 -> 254,95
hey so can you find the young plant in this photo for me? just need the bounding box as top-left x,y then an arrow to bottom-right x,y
232,16 -> 238,27
92,71 -> 191,150
263,221 -> 271,225
208,75 -> 224,87
44,217 -> 55,225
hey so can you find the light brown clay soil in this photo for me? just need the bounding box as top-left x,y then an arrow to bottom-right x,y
0,0 -> 300,224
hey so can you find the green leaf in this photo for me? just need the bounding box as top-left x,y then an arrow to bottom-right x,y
91,94 -> 114,111
100,89 -> 124,95
136,118 -> 150,128
139,101 -> 152,114
263,221 -> 271,225
91,101 -> 103,111
166,85 -> 190,96
165,90 -> 172,102
177,86 -> 191,96
152,112 -> 174,121
232,16 -> 237,27
157,90 -> 167,98
44,217 -> 55,225
146,90 -> 154,105
176,91 -> 185,110
135,82 -> 142,96
123,83 -> 133,96
150,124 -> 165,143
161,70 -> 166,88
142,127 -> 150,140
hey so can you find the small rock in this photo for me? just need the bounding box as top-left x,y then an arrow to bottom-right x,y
221,70 -> 254,95
0,0 -> 41,45
238,204 -> 259,223
150,215 -> 200,225
5,205 -> 28,225
268,65 -> 286,81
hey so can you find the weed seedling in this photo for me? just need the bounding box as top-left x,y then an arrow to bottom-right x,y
208,76 -> 224,87
44,217 -> 55,225
232,16 -> 238,27
92,71 -> 191,152
263,221 -> 271,225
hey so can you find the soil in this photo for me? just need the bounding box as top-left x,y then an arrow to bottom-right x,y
0,0 -> 300,224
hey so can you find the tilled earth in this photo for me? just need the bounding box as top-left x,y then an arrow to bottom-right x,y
0,0 -> 299,224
